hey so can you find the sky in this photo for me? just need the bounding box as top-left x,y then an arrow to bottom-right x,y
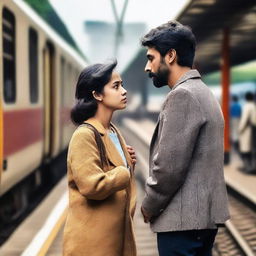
49,0 -> 190,68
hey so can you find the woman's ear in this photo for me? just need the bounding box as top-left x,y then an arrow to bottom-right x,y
166,49 -> 177,64
92,90 -> 102,102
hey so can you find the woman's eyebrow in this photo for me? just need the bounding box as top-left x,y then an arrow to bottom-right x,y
113,80 -> 122,84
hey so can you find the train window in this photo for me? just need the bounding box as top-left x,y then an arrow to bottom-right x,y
29,28 -> 38,103
60,57 -> 66,107
2,7 -> 16,103
66,64 -> 72,105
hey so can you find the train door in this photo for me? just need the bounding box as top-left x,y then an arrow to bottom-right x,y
0,9 -> 2,181
0,59 -> 2,183
1,7 -> 16,182
43,43 -> 54,159
0,38 -> 2,183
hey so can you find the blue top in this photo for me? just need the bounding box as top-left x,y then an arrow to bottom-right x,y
108,131 -> 127,167
230,103 -> 241,118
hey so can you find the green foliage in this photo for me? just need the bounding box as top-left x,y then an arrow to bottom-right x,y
203,60 -> 256,85
23,0 -> 82,54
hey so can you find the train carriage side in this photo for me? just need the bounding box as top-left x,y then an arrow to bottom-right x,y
0,0 -> 85,221
0,0 -> 44,198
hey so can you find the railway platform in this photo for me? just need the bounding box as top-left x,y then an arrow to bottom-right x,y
123,117 -> 256,256
0,117 -> 255,256
0,156 -> 158,256
123,117 -> 256,205
0,176 -> 68,256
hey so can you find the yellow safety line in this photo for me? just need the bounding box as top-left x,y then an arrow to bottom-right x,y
37,208 -> 68,256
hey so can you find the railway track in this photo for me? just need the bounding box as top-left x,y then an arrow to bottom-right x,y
122,123 -> 256,256
213,191 -> 256,256
215,193 -> 256,256
2,122 -> 254,256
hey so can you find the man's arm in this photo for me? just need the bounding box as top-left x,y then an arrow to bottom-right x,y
142,88 -> 206,218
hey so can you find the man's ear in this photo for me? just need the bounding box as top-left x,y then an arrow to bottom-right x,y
92,90 -> 102,102
166,49 -> 177,64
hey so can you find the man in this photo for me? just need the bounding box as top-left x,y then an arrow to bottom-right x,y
140,21 -> 230,256
238,92 -> 256,173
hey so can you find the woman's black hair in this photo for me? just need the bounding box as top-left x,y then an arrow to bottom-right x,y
71,60 -> 117,125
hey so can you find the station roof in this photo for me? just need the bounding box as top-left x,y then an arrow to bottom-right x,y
176,0 -> 256,74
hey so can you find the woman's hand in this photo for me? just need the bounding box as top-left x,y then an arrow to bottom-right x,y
126,145 -> 137,166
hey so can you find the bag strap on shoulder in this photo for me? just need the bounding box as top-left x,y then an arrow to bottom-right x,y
79,123 -> 108,168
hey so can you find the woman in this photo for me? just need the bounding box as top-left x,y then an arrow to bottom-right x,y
63,60 -> 137,256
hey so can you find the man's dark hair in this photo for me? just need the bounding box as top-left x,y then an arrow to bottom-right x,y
232,95 -> 239,102
245,91 -> 254,101
141,21 -> 196,68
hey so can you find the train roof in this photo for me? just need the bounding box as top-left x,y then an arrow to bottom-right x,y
12,0 -> 87,68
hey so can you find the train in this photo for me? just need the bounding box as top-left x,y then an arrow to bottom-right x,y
0,0 -> 87,222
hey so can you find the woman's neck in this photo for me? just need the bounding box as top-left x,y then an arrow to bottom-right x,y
94,105 -> 113,130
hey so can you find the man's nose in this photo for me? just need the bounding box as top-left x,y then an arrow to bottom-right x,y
144,61 -> 151,73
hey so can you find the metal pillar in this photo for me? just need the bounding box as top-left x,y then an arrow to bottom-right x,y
221,28 -> 230,165
110,0 -> 129,57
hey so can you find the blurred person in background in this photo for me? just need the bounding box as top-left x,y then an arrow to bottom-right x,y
140,21 -> 230,256
230,95 -> 241,152
63,60 -> 137,256
238,92 -> 256,174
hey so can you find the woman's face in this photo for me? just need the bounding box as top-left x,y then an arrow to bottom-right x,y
100,72 -> 127,110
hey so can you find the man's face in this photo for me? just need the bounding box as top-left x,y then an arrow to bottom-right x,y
144,47 -> 169,88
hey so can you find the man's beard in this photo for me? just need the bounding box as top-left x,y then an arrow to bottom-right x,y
148,60 -> 169,88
